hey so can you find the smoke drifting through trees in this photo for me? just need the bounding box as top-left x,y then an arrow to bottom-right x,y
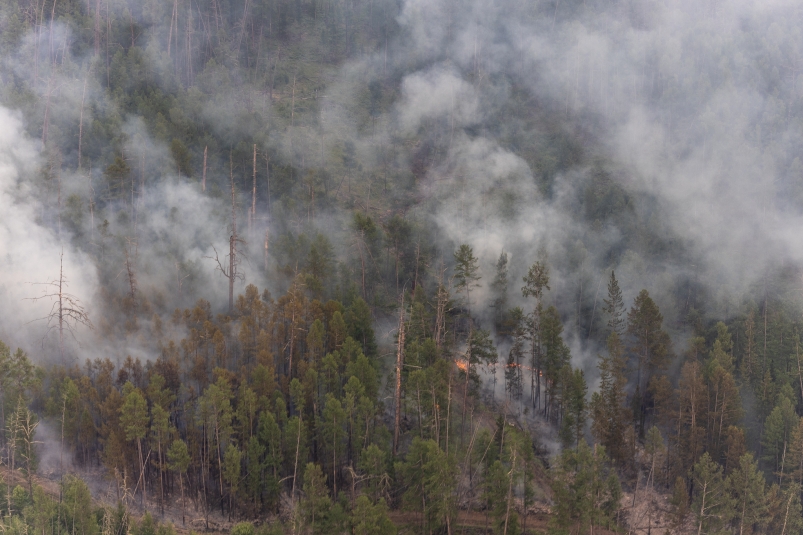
1,0 -> 803,532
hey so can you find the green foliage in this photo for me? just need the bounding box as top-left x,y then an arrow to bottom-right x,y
351,496 -> 396,535
522,260 -> 550,301
590,332 -> 630,466
558,366 -> 587,449
120,383 -> 148,442
761,394 -> 799,473
602,271 -> 625,337
346,298 -> 377,359
727,453 -> 768,535
300,463 -> 332,533
231,522 -> 255,535
60,475 -> 100,535
453,244 -> 481,312
690,453 -> 732,535
549,442 -> 620,535
397,438 -> 458,533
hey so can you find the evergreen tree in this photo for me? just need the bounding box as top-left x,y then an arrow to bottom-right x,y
690,453 -> 732,535
505,308 -> 526,402
761,394 -> 799,477
167,439 -> 191,525
726,453 -> 768,535
396,438 -> 457,534
490,252 -> 509,333
351,496 -> 396,535
602,271 -> 625,337
300,463 -> 332,534
453,244 -> 481,320
550,442 -> 621,535
120,383 -> 149,507
627,290 -> 672,436
590,332 -> 630,467
541,306 -> 571,420
559,366 -> 587,449
522,259 -> 550,410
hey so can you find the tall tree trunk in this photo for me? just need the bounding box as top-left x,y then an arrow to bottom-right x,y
202,146 -> 207,192
393,298 -> 405,455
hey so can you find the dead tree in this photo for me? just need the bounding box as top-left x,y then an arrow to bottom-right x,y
28,250 -> 93,363
209,154 -> 244,312
202,145 -> 208,192
124,238 -> 138,304
393,293 -> 406,456
251,144 -> 257,235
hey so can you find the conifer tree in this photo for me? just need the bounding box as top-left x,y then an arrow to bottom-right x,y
540,306 -> 570,420
590,332 -> 630,466
490,251 -> 509,333
627,290 -> 672,436
300,463 -> 332,533
602,271 -> 625,337
559,366 -> 587,449
690,453 -> 732,535
453,244 -> 481,320
120,383 -> 149,508
726,453 -> 768,535
167,439 -> 191,525
522,259 -> 550,409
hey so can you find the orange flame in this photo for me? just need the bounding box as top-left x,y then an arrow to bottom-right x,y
454,359 -> 469,372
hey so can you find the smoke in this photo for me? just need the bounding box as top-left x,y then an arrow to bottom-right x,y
0,105 -> 97,357
311,0 -> 803,346
2,0 -> 803,372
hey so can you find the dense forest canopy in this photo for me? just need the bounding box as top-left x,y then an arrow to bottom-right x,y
2,0 -> 803,533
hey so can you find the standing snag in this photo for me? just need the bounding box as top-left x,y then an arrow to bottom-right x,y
27,250 -> 93,363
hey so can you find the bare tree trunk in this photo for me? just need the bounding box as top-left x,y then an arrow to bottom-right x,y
502,449 -> 516,535
228,155 -> 237,312
445,370 -> 452,454
94,0 -> 101,56
291,415 -> 302,500
59,253 -> 65,361
167,0 -> 176,57
251,144 -> 257,235
202,146 -> 207,192
78,76 -> 88,171
393,297 -> 405,455
179,472 -> 186,525
138,438 -> 147,509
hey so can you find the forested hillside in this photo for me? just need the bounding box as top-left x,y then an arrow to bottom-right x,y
2,0 -> 803,533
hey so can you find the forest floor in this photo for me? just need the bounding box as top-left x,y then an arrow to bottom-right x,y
9,462 -> 680,535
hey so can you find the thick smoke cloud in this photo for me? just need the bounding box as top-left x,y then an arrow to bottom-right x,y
314,0 -> 803,351
2,0 -> 803,368
0,106 -> 97,355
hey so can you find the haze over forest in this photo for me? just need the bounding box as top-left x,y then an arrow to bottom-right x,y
1,0 -> 803,533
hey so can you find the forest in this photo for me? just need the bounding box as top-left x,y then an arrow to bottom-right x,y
2,0 -> 803,533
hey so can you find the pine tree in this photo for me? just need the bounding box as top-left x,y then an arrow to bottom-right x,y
726,453 -> 768,535
550,442 -> 621,534
505,308 -> 526,402
300,463 -> 332,534
120,383 -> 149,508
559,366 -> 587,449
167,440 -> 191,525
490,252 -> 509,333
761,395 -> 799,478
522,259 -> 550,410
627,290 -> 672,436
740,311 -> 759,387
540,306 -> 570,420
690,453 -> 732,535
453,244 -> 481,320
602,271 -> 625,337
590,332 -> 630,467
397,438 -> 457,534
